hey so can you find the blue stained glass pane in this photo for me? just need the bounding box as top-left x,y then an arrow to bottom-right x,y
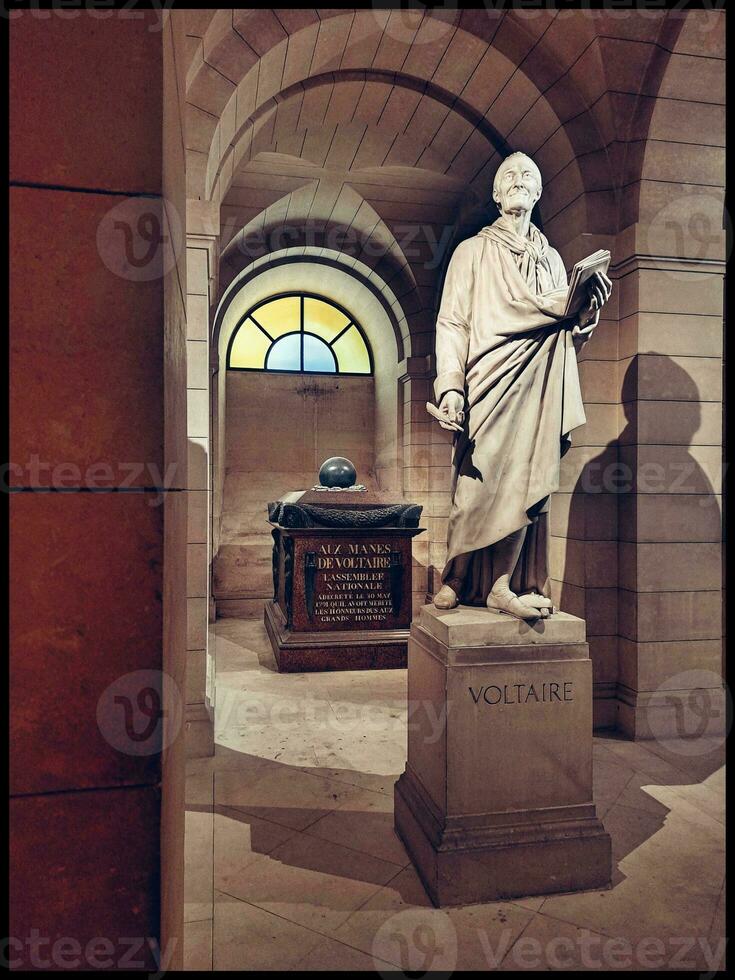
266,333 -> 301,371
303,333 -> 336,373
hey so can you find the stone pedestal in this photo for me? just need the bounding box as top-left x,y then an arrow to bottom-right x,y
395,605 -> 612,907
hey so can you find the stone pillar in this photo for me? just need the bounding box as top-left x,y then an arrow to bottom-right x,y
10,10 -> 186,970
608,11 -> 725,739
395,605 -> 611,906
184,226 -> 218,758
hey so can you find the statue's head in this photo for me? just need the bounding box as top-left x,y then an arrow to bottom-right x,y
492,152 -> 542,216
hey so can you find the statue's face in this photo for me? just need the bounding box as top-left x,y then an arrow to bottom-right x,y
493,155 -> 541,215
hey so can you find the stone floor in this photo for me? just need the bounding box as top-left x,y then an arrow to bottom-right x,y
183,618 -> 726,972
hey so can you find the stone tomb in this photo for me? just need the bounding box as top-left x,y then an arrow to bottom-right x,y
395,604 -> 612,906
264,490 -> 424,671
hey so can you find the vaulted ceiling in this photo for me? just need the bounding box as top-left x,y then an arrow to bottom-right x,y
182,8 -> 716,334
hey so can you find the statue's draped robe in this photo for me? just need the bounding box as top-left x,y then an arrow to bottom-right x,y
434,216 -> 586,604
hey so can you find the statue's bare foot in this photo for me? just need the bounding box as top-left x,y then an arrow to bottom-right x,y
487,587 -> 542,622
434,584 -> 459,609
519,592 -> 555,618
519,592 -> 552,607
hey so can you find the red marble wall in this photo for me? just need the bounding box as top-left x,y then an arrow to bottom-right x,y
10,11 -> 185,971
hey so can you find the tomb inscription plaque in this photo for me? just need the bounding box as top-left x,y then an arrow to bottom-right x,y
299,536 -> 407,631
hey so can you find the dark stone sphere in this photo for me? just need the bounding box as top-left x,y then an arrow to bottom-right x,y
318,457 -> 357,488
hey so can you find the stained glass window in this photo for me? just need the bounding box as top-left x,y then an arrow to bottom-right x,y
227,294 -> 372,375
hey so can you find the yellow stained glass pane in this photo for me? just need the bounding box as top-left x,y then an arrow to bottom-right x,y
250,296 -> 300,339
303,297 -> 350,342
332,325 -> 371,374
228,318 -> 270,368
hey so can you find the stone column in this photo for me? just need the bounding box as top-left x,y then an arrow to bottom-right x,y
184,223 -> 218,757
10,10 -> 187,969
606,10 -> 725,739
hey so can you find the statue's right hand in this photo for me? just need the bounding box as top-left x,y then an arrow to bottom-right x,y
439,390 -> 465,430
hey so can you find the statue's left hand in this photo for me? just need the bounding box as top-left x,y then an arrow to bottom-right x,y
580,271 -> 612,320
575,270 -> 612,337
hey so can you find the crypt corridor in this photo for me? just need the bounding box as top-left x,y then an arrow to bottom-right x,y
9,6 -> 725,972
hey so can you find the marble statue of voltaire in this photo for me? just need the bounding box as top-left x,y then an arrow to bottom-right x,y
431,152 -> 612,621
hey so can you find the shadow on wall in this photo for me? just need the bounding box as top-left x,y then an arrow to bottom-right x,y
561,353 -> 721,634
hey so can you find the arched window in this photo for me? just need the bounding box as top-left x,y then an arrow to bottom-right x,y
226,294 -> 372,375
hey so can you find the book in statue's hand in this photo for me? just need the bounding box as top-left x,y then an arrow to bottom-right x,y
562,249 -> 611,318
426,402 -> 463,431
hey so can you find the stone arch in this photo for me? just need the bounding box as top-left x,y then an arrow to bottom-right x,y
184,9 -> 611,241
209,68 -> 512,204
209,251 -> 408,600
210,247 -> 412,523
212,247 -> 411,365
218,182 -> 419,324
